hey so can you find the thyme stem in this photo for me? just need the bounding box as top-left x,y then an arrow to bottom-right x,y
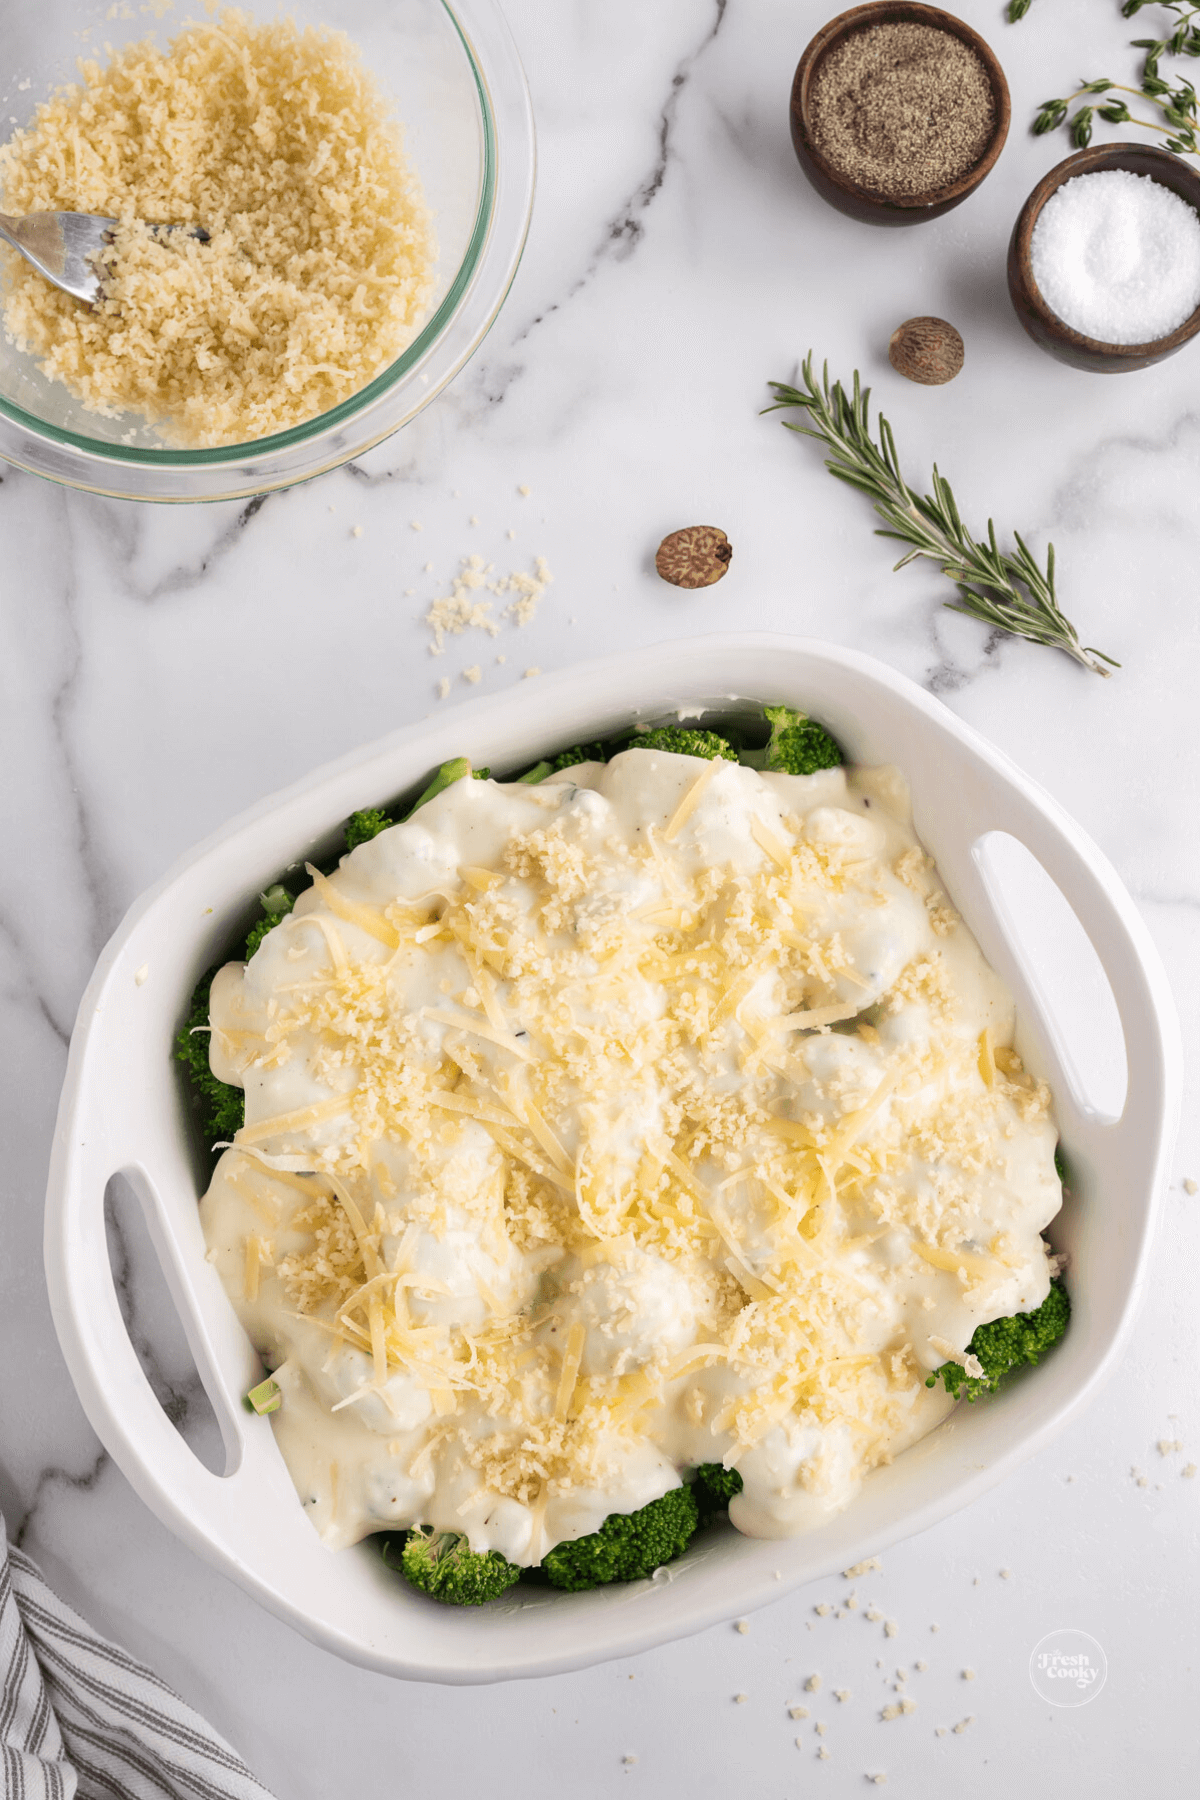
766,358 -> 1118,678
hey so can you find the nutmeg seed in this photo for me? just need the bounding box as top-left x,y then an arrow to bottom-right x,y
888,317 -> 964,386
655,526 -> 733,589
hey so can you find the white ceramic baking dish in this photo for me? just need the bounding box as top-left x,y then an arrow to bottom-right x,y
44,635 -> 1181,1684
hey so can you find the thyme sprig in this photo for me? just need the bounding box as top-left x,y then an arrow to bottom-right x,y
766,358 -> 1118,678
1035,1 -> 1200,154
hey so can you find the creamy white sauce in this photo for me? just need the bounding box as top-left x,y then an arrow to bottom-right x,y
200,749 -> 1061,1557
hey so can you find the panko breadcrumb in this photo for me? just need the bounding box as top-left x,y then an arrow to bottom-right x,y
0,9 -> 435,446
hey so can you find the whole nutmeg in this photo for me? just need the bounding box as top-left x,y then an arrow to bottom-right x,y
888,317 -> 964,386
655,525 -> 732,589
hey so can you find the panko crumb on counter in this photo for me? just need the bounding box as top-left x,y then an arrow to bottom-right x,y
0,8 -> 436,446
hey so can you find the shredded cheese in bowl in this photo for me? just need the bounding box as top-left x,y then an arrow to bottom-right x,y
0,9 -> 436,446
198,749 -> 1062,1563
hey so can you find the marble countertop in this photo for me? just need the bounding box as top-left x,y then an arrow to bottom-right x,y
3,0 -> 1198,1792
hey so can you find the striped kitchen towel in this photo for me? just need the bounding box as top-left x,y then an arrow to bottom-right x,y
1,1518 -> 276,1800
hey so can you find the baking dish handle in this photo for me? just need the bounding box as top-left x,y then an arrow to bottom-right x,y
946,755 -> 1181,1154
43,1061 -> 295,1567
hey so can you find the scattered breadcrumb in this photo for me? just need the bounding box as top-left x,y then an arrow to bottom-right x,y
733,1694 -> 747,1704
789,1706 -> 809,1720
462,665 -> 481,684
1158,1439 -> 1184,1455
424,554 -> 552,652
351,525 -> 363,538
411,521 -> 423,531
865,1608 -> 882,1622
424,561 -> 434,573
815,1603 -> 831,1617
869,1777 -> 887,1786
999,1569 -> 1012,1579
469,514 -> 479,525
405,587 -> 416,596
914,1661 -> 927,1673
435,677 -> 450,700
518,483 -> 530,496
735,1621 -> 749,1635
930,1624 -> 940,1633
1183,1177 -> 1197,1194
846,1594 -> 859,1611
843,1557 -> 882,1578
523,667 -> 541,679
962,1669 -> 976,1681
880,1700 -> 915,1721
935,1727 -> 947,1738
834,1689 -> 850,1703
1183,1463 -> 1197,1478
953,1717 -> 974,1734
817,1746 -> 830,1760
805,1674 -> 821,1692
815,1722 -> 825,1736
622,1753 -> 638,1765
884,1620 -> 898,1638
507,529 -> 517,539
134,963 -> 149,986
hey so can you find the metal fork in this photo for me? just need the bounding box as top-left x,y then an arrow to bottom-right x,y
0,210 -> 209,305
0,209 -> 119,304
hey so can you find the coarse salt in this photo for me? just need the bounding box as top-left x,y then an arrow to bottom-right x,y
1031,169 -> 1200,345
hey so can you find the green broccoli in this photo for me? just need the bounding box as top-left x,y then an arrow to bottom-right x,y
387,1529 -> 521,1606
542,1485 -> 699,1591
691,1463 -> 744,1522
926,1278 -> 1070,1403
403,756 -> 475,819
756,704 -> 844,776
175,969 -> 245,1152
344,807 -> 394,852
516,760 -> 555,784
176,883 -> 298,1153
551,742 -> 609,771
1054,1144 -> 1069,1186
634,727 -> 734,762
242,883 -> 294,958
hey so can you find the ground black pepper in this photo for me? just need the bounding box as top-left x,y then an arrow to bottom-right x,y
809,22 -> 995,200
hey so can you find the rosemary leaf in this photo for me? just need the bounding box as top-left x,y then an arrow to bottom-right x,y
765,357 -> 1118,678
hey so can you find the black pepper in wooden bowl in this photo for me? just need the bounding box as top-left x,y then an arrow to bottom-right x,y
811,22 -> 993,198
791,4 -> 1010,226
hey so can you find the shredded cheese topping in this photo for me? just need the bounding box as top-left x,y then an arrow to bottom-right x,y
199,749 -> 1061,1559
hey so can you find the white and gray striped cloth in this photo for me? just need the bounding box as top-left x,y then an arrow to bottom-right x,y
1,1518 -> 276,1800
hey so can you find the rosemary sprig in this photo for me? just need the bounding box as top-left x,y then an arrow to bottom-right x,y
1008,0 -> 1034,19
766,358 -> 1118,678
1035,1 -> 1200,155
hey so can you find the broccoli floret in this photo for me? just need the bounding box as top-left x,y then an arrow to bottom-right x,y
927,1279 -> 1070,1403
402,756 -> 474,819
691,1463 -> 744,1522
634,727 -> 734,761
516,760 -> 555,784
1054,1144 -> 1069,1185
552,742 -> 608,771
345,807 -> 394,852
175,969 -> 245,1153
387,1529 -> 521,1606
242,884 -> 294,958
542,1485 -> 699,1590
758,705 -> 844,775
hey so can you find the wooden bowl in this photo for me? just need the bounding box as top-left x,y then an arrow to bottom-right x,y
789,2 -> 1010,226
1007,143 -> 1200,372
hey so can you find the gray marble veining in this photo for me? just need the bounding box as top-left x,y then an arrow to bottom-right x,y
2,2 -> 1197,1793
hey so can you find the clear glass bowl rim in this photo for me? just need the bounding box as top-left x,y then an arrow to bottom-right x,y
0,0 -> 519,477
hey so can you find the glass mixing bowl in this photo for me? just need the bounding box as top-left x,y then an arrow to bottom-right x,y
0,0 -> 534,501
